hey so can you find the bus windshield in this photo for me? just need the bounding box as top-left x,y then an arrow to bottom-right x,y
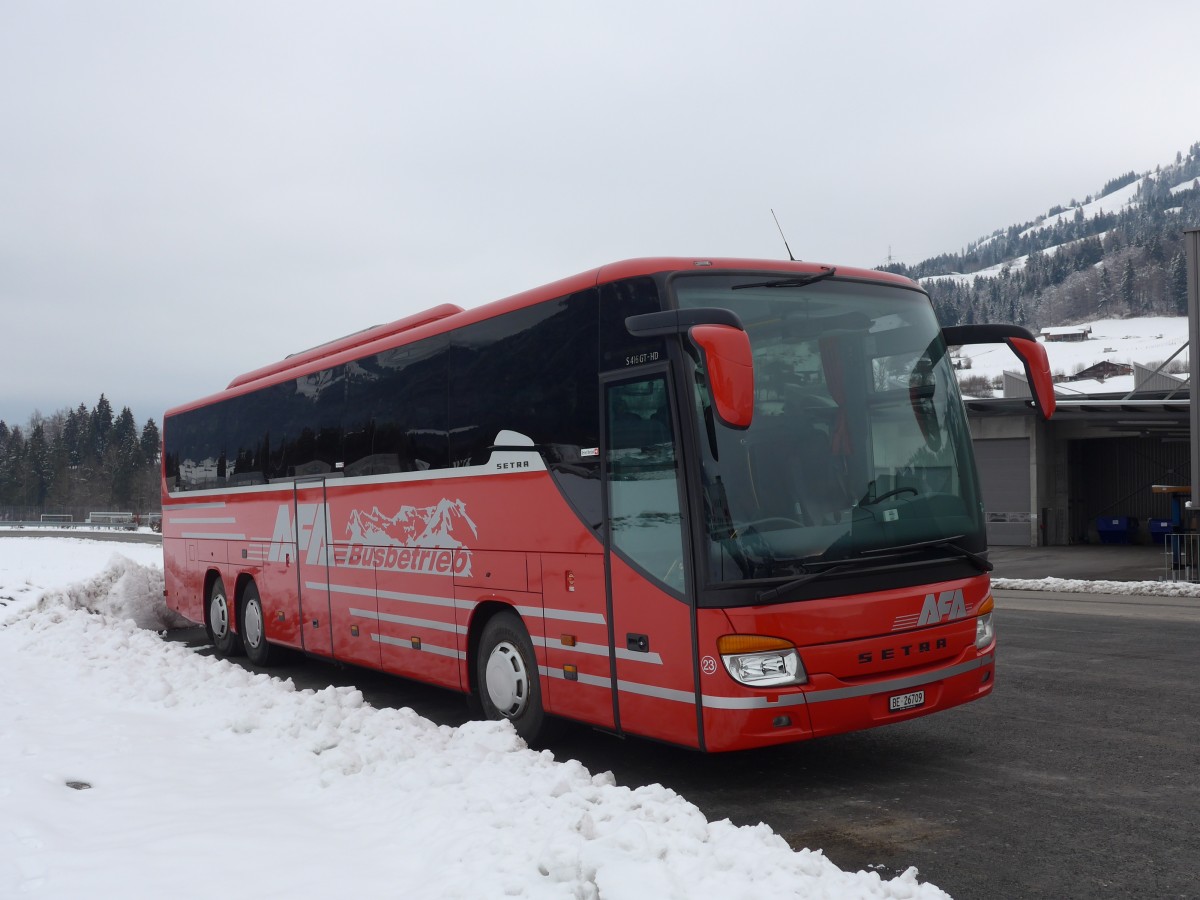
674,274 -> 985,587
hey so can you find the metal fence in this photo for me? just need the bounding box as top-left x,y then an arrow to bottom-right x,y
0,520 -> 144,532
1163,533 -> 1200,582
0,509 -> 161,533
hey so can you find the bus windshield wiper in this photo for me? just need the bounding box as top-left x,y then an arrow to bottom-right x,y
756,561 -> 856,603
860,536 -> 993,573
731,266 -> 837,290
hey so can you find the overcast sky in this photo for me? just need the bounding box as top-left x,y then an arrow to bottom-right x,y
1,1 -> 1196,427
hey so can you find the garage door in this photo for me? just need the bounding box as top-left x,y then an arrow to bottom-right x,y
973,437 -> 1031,546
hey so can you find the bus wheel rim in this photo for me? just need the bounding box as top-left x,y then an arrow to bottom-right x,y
484,641 -> 528,717
210,590 -> 229,638
244,599 -> 263,648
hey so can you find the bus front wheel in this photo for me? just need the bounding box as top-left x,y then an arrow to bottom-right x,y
476,612 -> 546,744
240,582 -> 276,667
207,577 -> 244,658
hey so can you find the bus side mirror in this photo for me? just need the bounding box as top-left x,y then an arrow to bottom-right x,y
625,308 -> 755,430
942,324 -> 1056,419
1005,337 -> 1056,419
689,325 -> 754,429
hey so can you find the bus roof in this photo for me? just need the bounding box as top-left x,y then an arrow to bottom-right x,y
167,257 -> 917,418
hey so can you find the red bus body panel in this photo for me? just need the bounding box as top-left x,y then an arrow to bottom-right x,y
696,576 -> 993,751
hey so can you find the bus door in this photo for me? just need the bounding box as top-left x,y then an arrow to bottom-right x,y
292,477 -> 335,658
604,373 -> 701,747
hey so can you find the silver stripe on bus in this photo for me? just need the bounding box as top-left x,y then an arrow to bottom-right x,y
165,501 -> 228,510
370,633 -> 465,659
891,614 -> 921,631
606,654 -> 995,711
539,666 -> 613,689
530,636 -> 662,665
514,605 -> 606,625
169,517 -> 237,525
166,454 -> 547,500
313,581 -> 460,612
350,608 -> 464,635
317,583 -> 603,627
180,532 -> 247,540
615,679 -> 697,704
701,693 -> 807,710
800,655 -> 993,706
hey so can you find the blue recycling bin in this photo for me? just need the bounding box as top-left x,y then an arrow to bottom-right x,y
1148,519 -> 1173,545
1096,516 -> 1137,544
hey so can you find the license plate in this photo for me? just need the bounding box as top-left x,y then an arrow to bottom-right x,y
889,689 -> 925,712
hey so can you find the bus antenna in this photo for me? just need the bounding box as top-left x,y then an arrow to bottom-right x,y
771,209 -> 796,261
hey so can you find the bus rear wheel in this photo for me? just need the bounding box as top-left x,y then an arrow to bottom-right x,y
240,582 -> 276,667
207,577 -> 244,658
476,611 -> 546,745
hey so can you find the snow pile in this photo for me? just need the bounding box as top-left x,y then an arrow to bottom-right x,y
992,576 -> 1200,597
0,537 -> 951,899
33,554 -> 191,631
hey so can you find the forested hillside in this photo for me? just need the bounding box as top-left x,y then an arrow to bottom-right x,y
884,143 -> 1200,328
0,396 -> 160,519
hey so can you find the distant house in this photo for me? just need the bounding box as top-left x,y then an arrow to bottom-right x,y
1041,325 -> 1091,342
1060,360 -> 1132,382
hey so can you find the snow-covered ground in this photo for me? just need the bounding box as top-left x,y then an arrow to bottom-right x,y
0,537 -> 952,900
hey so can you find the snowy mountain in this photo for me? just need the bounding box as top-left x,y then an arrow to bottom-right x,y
884,142 -> 1200,330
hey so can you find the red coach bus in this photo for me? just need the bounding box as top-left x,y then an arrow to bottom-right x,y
162,257 -> 1054,752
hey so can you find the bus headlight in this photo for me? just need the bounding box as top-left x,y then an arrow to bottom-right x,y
717,635 -> 807,687
975,594 -> 996,650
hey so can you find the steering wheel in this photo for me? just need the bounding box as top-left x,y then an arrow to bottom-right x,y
740,516 -> 807,531
869,487 -> 918,505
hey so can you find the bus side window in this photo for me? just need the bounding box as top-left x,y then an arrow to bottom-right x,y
606,376 -> 685,592
343,336 -> 450,476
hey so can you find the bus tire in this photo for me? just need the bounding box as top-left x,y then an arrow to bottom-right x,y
476,611 -> 546,745
207,576 -> 244,658
240,582 -> 276,667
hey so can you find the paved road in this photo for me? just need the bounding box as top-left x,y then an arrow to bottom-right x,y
169,589 -> 1200,899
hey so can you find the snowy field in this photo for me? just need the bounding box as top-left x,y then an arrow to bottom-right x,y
954,314 -> 1189,389
0,537 -> 951,900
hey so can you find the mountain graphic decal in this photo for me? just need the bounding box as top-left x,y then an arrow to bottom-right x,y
344,499 -> 478,577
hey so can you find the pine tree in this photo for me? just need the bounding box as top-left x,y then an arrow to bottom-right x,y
113,407 -> 137,449
1,426 -> 26,507
1120,260 -> 1136,311
91,395 -> 114,460
26,424 -> 51,507
1168,251 -> 1189,314
140,419 -> 161,466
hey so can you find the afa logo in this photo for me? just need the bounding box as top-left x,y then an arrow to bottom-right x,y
268,503 -> 333,566
917,588 -> 968,626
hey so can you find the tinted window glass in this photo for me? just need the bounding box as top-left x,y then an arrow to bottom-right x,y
164,365 -> 348,491
165,405 -> 224,491
344,336 -> 449,475
599,276 -> 666,372
268,366 -> 346,479
450,290 -> 599,468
